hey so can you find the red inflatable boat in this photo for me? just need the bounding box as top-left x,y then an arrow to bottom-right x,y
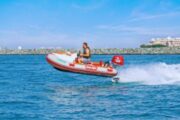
46,52 -> 124,77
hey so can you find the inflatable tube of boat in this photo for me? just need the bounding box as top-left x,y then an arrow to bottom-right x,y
46,52 -> 118,77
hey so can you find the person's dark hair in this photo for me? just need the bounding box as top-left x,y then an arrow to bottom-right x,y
83,42 -> 88,47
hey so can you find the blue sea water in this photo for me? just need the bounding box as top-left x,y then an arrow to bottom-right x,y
0,55 -> 180,120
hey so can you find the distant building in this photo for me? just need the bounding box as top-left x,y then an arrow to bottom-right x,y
143,37 -> 180,47
150,37 -> 180,47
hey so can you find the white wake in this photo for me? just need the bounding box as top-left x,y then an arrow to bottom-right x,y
115,63 -> 180,85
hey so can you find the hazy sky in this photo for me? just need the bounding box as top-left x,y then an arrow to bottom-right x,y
0,0 -> 180,48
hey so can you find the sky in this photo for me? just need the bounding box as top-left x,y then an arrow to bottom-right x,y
0,0 -> 180,49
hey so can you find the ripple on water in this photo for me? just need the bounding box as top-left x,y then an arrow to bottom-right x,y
0,55 -> 180,119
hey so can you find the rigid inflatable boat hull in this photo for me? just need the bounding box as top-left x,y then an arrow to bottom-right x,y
46,53 -> 118,77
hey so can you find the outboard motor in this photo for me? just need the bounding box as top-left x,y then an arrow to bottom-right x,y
111,55 -> 124,66
111,55 -> 124,82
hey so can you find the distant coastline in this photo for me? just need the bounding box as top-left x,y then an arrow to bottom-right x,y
1,47 -> 180,55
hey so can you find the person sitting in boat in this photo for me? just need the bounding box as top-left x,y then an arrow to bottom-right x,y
77,42 -> 91,64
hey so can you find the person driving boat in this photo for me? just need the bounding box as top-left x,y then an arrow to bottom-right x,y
77,42 -> 91,64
